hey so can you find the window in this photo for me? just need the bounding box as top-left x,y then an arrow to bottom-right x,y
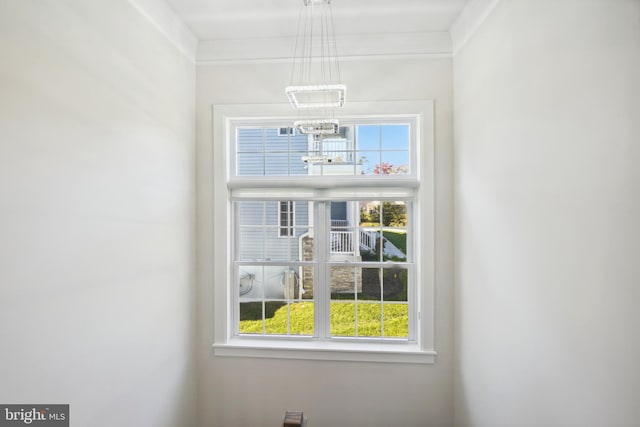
279,201 -> 295,237
278,127 -> 295,136
213,101 -> 435,363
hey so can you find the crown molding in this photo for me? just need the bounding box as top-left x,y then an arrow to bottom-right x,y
196,32 -> 452,64
450,0 -> 501,56
127,0 -> 198,63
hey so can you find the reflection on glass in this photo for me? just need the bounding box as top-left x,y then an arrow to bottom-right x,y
357,151 -> 381,175
379,151 -> 410,175
382,268 -> 408,301
360,267 -> 382,299
289,151 -> 309,175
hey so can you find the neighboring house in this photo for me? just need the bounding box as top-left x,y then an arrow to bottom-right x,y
236,126 -> 381,300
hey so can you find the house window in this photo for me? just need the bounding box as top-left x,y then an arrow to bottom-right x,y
213,101 -> 435,363
279,201 -> 295,237
278,127 -> 295,136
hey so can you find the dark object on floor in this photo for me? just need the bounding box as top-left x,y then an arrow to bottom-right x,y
283,410 -> 306,427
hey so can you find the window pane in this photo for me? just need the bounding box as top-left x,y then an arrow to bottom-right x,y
236,127 -> 314,177
289,151 -> 308,175
357,150 -> 380,175
264,301 -> 288,335
289,301 -> 314,335
238,265 -> 314,336
238,265 -> 292,300
265,151 -> 290,176
379,151 -> 410,175
383,303 -> 409,338
359,267 -> 409,301
356,302 -> 382,337
330,266 -> 360,297
381,124 -> 409,150
382,268 -> 408,302
330,224 -> 356,256
289,227 -> 312,261
322,138 -> 355,164
264,201 -> 279,225
330,301 -> 355,337
357,125 -> 380,150
238,201 -> 264,225
263,127 -> 282,141
266,226 -> 292,260
238,227 -> 265,260
237,128 -> 263,151
239,302 -> 263,334
237,152 -> 264,176
360,267 -> 381,300
300,265 -> 315,299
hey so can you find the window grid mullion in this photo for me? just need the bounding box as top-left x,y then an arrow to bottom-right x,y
315,201 -> 328,339
379,268 -> 384,338
233,204 -> 240,336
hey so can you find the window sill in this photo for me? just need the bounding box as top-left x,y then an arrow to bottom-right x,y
213,338 -> 436,364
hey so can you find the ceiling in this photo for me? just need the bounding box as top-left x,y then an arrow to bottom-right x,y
160,0 -> 471,62
165,0 -> 469,40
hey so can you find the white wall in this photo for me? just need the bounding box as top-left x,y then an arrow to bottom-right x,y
454,1 -> 640,426
0,1 -> 196,426
197,58 -> 454,426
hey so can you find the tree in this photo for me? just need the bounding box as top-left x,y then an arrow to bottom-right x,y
381,202 -> 406,226
373,162 -> 409,175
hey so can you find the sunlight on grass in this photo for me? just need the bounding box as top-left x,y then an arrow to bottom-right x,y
239,301 -> 408,338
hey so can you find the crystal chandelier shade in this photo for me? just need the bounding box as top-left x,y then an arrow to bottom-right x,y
286,0 -> 346,135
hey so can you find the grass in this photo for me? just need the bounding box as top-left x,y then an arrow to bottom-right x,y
239,301 -> 408,338
382,230 -> 407,254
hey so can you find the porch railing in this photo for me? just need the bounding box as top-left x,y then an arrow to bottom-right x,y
330,221 -> 378,254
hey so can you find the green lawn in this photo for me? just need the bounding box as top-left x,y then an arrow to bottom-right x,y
239,301 -> 408,337
382,230 -> 407,254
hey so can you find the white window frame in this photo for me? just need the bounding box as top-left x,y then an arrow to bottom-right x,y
212,101 -> 436,364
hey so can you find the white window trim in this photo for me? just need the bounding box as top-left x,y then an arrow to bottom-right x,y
212,100 -> 436,364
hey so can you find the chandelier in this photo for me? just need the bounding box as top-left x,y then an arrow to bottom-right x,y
286,0 -> 346,135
